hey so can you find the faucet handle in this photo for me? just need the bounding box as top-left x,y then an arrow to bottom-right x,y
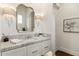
2,33 -> 5,36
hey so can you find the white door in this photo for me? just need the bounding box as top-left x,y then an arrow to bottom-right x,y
2,47 -> 26,56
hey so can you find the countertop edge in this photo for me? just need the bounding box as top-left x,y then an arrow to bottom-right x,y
0,39 -> 50,52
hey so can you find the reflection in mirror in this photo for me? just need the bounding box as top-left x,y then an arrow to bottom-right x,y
16,4 -> 34,32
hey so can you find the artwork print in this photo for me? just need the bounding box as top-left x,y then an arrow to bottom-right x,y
63,18 -> 79,33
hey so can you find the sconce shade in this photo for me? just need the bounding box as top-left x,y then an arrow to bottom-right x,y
2,7 -> 15,15
35,13 -> 44,20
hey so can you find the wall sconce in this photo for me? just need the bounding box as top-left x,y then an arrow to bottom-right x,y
2,7 -> 15,27
2,7 -> 15,16
35,13 -> 44,20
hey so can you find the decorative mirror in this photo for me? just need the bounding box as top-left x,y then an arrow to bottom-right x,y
16,4 -> 34,32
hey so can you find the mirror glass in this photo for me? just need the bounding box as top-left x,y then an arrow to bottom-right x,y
16,4 -> 34,32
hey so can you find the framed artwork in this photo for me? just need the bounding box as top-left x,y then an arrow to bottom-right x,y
63,17 -> 79,33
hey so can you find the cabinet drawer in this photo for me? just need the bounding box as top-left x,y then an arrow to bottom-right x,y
41,40 -> 50,55
27,43 -> 41,56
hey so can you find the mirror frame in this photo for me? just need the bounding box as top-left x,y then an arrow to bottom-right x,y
16,4 -> 35,32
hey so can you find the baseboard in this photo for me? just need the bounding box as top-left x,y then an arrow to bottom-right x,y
58,47 -> 79,56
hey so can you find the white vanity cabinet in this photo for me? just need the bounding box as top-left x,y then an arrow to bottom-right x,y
1,40 -> 50,56
27,40 -> 50,56
2,47 -> 27,56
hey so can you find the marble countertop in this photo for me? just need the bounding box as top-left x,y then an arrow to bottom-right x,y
0,36 -> 50,52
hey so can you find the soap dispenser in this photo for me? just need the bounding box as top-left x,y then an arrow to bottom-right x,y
1,34 -> 9,42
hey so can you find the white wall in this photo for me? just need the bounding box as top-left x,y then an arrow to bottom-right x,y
55,3 -> 79,55
0,3 -> 55,51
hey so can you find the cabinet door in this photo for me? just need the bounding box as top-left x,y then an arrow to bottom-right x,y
27,43 -> 41,56
0,52 -> 1,56
41,40 -> 50,55
2,47 -> 26,56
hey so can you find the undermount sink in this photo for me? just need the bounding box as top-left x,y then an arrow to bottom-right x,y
31,36 -> 48,40
9,38 -> 38,44
9,36 -> 48,44
10,39 -> 24,44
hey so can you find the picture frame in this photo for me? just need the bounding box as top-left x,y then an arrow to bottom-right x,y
63,17 -> 79,33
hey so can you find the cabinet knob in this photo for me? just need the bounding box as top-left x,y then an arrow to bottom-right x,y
44,46 -> 48,48
32,50 -> 38,53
